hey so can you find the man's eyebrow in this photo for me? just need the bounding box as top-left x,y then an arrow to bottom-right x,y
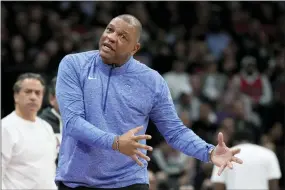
107,24 -> 130,35
121,30 -> 129,35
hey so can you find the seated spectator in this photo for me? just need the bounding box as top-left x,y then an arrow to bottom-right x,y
191,103 -> 218,144
201,55 -> 227,109
231,99 -> 260,143
150,141 -> 196,190
232,56 -> 273,107
163,59 -> 193,102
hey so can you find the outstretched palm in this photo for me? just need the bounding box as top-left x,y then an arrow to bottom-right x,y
211,132 -> 243,175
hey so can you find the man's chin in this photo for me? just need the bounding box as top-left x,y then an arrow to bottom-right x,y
99,50 -> 114,64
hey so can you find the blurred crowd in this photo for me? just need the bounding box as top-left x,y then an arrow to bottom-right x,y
1,1 -> 285,190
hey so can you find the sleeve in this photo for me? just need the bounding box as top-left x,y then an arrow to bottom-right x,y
259,76 -> 273,105
267,151 -> 282,180
149,78 -> 215,162
56,55 -> 116,150
2,125 -> 16,188
210,165 -> 226,183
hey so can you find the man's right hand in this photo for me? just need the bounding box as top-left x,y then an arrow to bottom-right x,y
112,126 -> 153,166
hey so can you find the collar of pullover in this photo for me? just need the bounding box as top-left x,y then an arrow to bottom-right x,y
98,55 -> 134,75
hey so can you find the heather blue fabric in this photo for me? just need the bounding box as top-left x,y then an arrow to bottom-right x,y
55,50 -> 215,188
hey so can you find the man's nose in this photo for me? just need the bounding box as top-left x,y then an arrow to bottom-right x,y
106,33 -> 117,43
29,92 -> 37,101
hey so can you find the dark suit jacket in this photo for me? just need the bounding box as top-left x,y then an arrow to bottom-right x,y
39,107 -> 61,134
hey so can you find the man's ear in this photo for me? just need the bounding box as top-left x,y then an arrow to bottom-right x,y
14,93 -> 19,104
131,43 -> 141,56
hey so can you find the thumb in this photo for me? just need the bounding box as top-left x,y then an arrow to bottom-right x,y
218,132 -> 224,146
131,126 -> 144,135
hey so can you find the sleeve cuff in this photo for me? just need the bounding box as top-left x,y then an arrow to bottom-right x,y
206,144 -> 216,163
108,134 -> 117,150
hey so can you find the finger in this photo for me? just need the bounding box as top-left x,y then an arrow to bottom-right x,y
231,156 -> 243,164
134,142 -> 153,151
130,155 -> 143,167
133,135 -> 152,141
227,161 -> 233,169
218,164 -> 226,176
218,132 -> 224,146
134,150 -> 150,161
231,148 -> 241,155
131,126 -> 144,134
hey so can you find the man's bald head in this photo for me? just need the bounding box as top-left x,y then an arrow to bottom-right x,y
115,14 -> 142,42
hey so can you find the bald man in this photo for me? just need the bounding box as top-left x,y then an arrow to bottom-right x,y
56,14 -> 242,190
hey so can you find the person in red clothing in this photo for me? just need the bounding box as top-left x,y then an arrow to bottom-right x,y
232,56 -> 272,107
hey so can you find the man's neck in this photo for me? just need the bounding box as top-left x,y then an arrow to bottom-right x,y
15,108 -> 36,122
101,56 -> 131,67
104,62 -> 122,67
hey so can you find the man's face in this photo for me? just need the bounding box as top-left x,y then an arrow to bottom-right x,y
99,18 -> 140,65
199,103 -> 211,120
14,78 -> 44,114
232,101 -> 244,119
221,118 -> 235,135
245,63 -> 256,75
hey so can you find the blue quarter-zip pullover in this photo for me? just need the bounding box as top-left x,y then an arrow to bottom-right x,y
55,50 -> 215,189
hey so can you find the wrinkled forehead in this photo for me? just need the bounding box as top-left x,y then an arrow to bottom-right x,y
108,18 -> 137,35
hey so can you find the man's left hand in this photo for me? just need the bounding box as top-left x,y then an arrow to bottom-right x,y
211,132 -> 243,175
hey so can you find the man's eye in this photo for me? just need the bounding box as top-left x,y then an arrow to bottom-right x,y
120,34 -> 127,40
106,28 -> 112,32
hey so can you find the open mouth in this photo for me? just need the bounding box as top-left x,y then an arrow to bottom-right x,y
102,43 -> 114,51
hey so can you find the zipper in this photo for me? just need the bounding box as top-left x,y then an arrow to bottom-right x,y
103,64 -> 116,112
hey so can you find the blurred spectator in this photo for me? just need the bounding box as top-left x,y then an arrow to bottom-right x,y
148,170 -> 158,190
211,128 -> 282,190
230,55 -> 273,133
187,40 -> 209,73
39,76 -> 62,148
9,35 -> 26,66
1,73 -> 57,189
206,17 -> 231,61
219,40 -> 239,77
218,117 -> 235,146
231,99 -> 260,143
268,48 -> 285,86
191,103 -> 218,144
163,59 -> 193,101
201,55 -> 227,109
232,56 -> 272,107
150,141 -> 196,190
174,93 -> 192,127
174,92 -> 201,127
